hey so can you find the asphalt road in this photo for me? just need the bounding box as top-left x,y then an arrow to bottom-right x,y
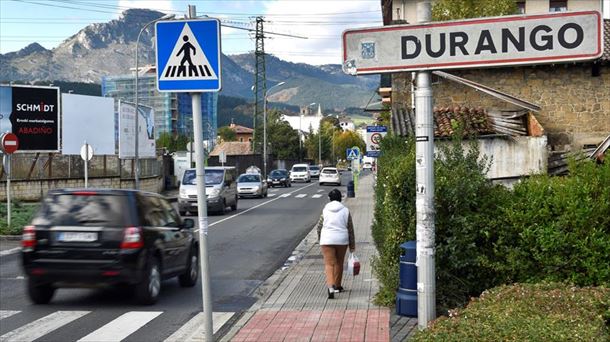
0,172 -> 353,341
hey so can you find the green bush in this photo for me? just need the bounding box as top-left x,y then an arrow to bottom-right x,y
412,283 -> 610,341
494,158 -> 610,286
0,202 -> 38,235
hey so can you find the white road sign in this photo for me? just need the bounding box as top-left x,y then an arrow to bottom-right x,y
343,11 -> 603,75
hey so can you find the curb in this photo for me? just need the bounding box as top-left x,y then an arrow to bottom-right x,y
0,235 -> 21,241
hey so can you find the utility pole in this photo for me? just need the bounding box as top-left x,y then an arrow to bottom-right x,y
415,0 -> 436,330
253,17 -> 267,155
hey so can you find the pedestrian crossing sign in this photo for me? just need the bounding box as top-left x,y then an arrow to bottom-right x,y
346,148 -> 359,160
155,19 -> 221,92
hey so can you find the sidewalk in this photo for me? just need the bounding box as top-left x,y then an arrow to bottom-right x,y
221,174 -> 418,341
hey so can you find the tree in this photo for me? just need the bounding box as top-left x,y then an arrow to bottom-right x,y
432,0 -> 518,21
217,126 -> 237,142
155,132 -> 190,152
267,109 -> 300,160
333,130 -> 365,161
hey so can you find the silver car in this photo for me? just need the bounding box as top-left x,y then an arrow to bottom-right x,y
237,173 -> 268,198
319,167 -> 341,186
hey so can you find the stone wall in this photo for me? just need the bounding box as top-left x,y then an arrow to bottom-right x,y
0,176 -> 163,202
392,64 -> 610,151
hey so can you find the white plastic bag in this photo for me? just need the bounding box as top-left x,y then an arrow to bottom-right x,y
347,252 -> 360,276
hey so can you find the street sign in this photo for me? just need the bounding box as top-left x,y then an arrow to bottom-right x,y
346,147 -> 360,160
342,11 -> 603,75
219,151 -> 226,164
80,143 -> 94,161
0,132 -> 19,154
155,19 -> 222,92
366,126 -> 387,157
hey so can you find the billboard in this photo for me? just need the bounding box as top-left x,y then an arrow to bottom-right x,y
61,94 -> 115,155
0,85 -> 60,152
343,11 -> 603,75
118,101 -> 156,158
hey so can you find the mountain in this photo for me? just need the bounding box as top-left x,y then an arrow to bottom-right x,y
0,9 -> 379,110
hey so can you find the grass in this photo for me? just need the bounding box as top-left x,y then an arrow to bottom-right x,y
0,203 -> 39,235
412,283 -> 610,342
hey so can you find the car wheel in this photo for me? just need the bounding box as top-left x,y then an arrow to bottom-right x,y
231,197 -> 238,211
178,247 -> 199,287
220,200 -> 227,215
136,257 -> 161,305
27,278 -> 55,304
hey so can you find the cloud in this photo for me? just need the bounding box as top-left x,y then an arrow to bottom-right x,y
261,0 -> 382,65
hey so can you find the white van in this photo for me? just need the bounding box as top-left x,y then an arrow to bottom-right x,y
178,167 -> 238,215
290,163 -> 311,183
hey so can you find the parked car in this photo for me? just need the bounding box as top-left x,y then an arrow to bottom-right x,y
290,163 -> 311,183
319,167 -> 341,186
363,162 -> 372,170
267,169 -> 291,187
21,189 -> 199,305
309,165 -> 321,178
178,167 -> 238,215
246,165 -> 261,174
237,173 -> 268,198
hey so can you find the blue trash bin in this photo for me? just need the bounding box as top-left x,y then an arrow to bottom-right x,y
346,181 -> 355,198
396,241 -> 417,316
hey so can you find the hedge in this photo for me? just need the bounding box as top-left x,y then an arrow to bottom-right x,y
412,283 -> 610,341
0,202 -> 38,235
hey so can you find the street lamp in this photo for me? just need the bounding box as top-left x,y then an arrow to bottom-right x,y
263,81 -> 285,178
134,13 -> 175,189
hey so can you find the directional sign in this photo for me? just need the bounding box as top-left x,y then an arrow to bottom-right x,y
366,126 -> 387,158
1,132 -> 19,154
342,11 -> 603,75
156,19 -> 222,92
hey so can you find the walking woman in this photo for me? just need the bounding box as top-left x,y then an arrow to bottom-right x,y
316,189 -> 355,299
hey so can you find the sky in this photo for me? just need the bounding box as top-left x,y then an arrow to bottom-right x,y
0,0 -> 383,65
1,0 -> 609,66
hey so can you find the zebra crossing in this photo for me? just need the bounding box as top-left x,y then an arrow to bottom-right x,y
268,188 -> 334,199
0,310 -> 234,342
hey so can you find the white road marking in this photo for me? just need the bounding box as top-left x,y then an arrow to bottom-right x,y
317,189 -> 324,193
78,311 -> 162,342
295,194 -> 307,198
0,310 -> 20,320
209,182 -> 318,227
267,193 -> 276,197
312,194 -> 323,198
0,247 -> 21,257
279,193 -> 291,198
1,311 -> 90,342
164,312 -> 234,342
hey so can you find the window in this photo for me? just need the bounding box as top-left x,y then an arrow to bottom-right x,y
516,1 -> 525,14
549,0 -> 567,12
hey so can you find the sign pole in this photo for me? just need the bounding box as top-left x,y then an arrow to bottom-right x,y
415,0 -> 436,329
84,141 -> 89,188
187,6 -> 213,341
6,155 -> 11,227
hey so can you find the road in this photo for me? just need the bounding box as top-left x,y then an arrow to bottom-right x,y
0,172 -> 353,341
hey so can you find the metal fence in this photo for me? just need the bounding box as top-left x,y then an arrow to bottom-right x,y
0,153 -> 161,181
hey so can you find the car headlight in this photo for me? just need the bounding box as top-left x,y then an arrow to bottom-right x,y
207,188 -> 220,197
252,186 -> 260,191
280,178 -> 285,181
180,188 -> 187,197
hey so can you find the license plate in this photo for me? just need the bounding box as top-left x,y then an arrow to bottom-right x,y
57,232 -> 98,242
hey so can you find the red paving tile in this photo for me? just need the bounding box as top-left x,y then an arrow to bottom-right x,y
231,309 -> 390,341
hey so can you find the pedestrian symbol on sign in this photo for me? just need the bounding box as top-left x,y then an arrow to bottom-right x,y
160,23 -> 218,81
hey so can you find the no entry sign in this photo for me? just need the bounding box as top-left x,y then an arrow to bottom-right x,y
1,132 -> 19,154
343,11 -> 603,75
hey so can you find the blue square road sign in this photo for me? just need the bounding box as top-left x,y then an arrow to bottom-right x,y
155,19 -> 222,92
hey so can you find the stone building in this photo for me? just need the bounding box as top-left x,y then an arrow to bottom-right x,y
382,0 -> 609,153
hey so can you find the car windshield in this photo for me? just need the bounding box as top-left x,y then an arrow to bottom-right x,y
310,166 -> 319,171
322,169 -> 338,174
183,169 -> 224,185
270,170 -> 286,177
292,167 -> 307,172
32,194 -> 132,226
238,174 -> 261,183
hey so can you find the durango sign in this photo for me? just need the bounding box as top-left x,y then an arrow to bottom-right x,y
342,11 -> 603,75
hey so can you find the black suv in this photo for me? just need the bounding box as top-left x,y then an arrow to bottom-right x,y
22,189 -> 199,305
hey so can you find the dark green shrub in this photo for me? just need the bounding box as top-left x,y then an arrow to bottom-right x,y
412,283 -> 610,341
495,158 -> 610,286
0,202 -> 39,235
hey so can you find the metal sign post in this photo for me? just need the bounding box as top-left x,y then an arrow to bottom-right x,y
1,132 -> 19,227
156,6 -> 222,340
80,141 -> 94,188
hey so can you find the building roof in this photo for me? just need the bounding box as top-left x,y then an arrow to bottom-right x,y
210,142 -> 252,156
434,106 -> 496,137
603,19 -> 609,62
230,124 -> 254,134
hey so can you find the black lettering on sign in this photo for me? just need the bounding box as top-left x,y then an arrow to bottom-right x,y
531,25 -> 553,51
425,33 -> 445,58
502,27 -> 525,53
401,35 -> 421,59
449,32 -> 469,56
475,30 -> 497,54
558,23 -> 583,49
